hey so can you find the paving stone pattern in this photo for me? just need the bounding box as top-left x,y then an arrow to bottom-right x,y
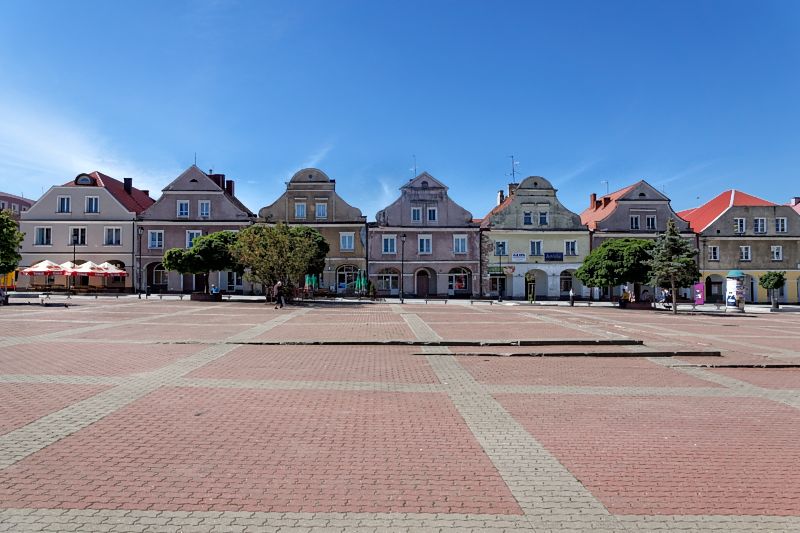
1,298 -> 799,532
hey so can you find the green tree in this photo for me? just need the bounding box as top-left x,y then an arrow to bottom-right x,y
759,271 -> 786,311
290,225 -> 330,276
646,218 -> 701,315
231,224 -> 327,301
575,238 -> 654,295
162,231 -> 240,294
0,210 -> 24,279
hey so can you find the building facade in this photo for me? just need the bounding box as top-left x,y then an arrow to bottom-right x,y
0,192 -> 34,221
480,176 -> 589,300
580,180 -> 694,299
679,190 -> 800,304
369,172 -> 480,298
18,172 -> 154,291
258,168 -> 366,294
138,165 -> 254,294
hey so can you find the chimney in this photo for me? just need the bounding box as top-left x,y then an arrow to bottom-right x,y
208,173 -> 226,189
508,183 -> 519,197
791,197 -> 800,206
497,189 -> 505,206
225,180 -> 235,197
123,178 -> 132,195
141,190 -> 149,197
590,193 -> 597,209
603,196 -> 611,207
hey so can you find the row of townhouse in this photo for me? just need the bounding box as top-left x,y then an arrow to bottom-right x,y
11,165 -> 800,303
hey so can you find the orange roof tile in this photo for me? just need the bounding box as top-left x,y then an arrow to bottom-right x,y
480,195 -> 514,228
679,190 -> 776,232
63,172 -> 154,214
578,183 -> 638,230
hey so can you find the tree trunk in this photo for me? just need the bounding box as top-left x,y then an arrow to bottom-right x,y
671,277 -> 678,315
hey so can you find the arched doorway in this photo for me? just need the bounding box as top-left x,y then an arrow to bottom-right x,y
447,267 -> 471,297
147,262 -> 168,293
376,268 -> 399,296
525,269 -> 548,300
559,270 -> 574,298
416,269 -> 431,297
336,264 -> 358,294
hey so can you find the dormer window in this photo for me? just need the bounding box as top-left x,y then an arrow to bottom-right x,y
75,175 -> 94,185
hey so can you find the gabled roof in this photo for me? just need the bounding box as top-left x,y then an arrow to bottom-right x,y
679,189 -> 777,232
578,183 -> 637,230
400,171 -> 448,191
63,171 -> 154,214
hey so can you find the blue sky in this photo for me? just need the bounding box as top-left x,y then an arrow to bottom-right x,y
1,0 -> 798,218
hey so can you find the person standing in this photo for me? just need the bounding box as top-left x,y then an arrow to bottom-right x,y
569,287 -> 574,306
273,281 -> 284,309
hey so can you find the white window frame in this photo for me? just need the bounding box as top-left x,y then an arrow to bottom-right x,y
427,207 -> 438,223
523,212 -> 532,225
34,226 -> 52,246
539,211 -> 549,226
734,218 -> 745,234
453,234 -> 467,254
565,240 -> 578,256
339,232 -> 355,251
57,196 -> 71,213
315,202 -> 327,219
708,246 -> 719,261
646,215 -> 657,231
104,226 -> 122,246
198,200 -> 211,218
186,230 -> 202,248
739,245 -> 751,261
382,235 -> 396,254
530,240 -> 543,256
418,234 -> 432,254
753,217 -> 766,234
494,240 -> 507,256
294,202 -> 306,219
776,217 -> 787,233
85,196 -> 99,214
771,245 -> 783,261
69,226 -> 87,246
630,215 -> 640,230
148,230 -> 164,249
177,200 -> 190,218
411,207 -> 422,223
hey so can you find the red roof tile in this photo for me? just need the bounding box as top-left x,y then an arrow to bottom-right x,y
578,183 -> 637,230
62,172 -> 154,214
480,195 -> 514,228
679,190 -> 776,232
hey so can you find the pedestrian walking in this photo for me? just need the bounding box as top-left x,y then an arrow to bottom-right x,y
569,287 -> 574,306
273,281 -> 285,309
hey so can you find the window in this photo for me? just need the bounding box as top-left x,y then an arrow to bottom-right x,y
34,227 -> 52,245
539,212 -> 549,226
565,240 -> 578,256
340,232 -> 355,251
57,196 -> 71,213
186,230 -> 202,248
153,264 -> 168,285
104,227 -> 121,246
776,217 -> 787,233
560,270 -> 573,292
382,235 -> 396,254
427,207 -> 438,223
523,212 -> 532,225
646,215 -> 657,230
70,227 -> 87,246
453,235 -> 467,254
85,196 -> 99,213
336,265 -> 358,291
630,215 -> 640,230
734,218 -> 745,234
411,207 -> 422,223
739,245 -> 751,261
448,267 -> 471,292
771,246 -> 783,261
418,234 -> 432,254
177,200 -> 189,217
495,240 -> 507,256
148,230 -> 164,249
377,269 -> 399,292
708,246 -> 719,261
294,202 -> 306,219
315,202 -> 327,219
530,240 -> 542,256
199,200 -> 211,218
753,218 -> 766,234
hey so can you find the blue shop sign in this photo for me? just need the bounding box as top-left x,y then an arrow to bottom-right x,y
544,252 -> 564,262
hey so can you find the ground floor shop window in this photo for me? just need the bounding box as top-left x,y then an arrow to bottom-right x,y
377,269 -> 399,293
337,265 -> 358,292
448,267 -> 471,293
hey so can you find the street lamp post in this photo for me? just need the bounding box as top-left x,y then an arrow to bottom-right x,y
71,230 -> 78,295
137,226 -> 144,299
497,241 -> 504,302
400,233 -> 406,304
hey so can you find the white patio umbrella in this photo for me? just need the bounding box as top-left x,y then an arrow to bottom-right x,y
20,260 -> 65,276
97,262 -> 128,277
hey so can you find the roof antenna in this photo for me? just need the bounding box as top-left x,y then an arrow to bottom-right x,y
506,155 -> 519,182
413,154 -> 417,177
194,152 -> 197,166
601,180 -> 609,195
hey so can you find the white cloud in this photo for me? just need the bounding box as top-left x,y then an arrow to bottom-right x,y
359,176 -> 398,219
0,97 -> 178,200
302,142 -> 334,169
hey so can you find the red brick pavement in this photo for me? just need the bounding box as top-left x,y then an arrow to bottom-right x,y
0,383 -> 109,435
254,323 -> 416,342
0,342 -> 206,377
497,393 -> 800,515
0,319 -> 87,337
190,345 -> 440,384
64,323 -> 253,342
0,388 -> 521,514
428,322 -> 602,341
710,368 -> 800,390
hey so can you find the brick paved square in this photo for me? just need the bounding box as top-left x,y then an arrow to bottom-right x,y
0,387 -> 521,515
497,393 -> 800,515
189,345 -> 440,384
710,368 -> 800,389
458,357 -> 720,387
0,319 -> 90,337
428,321 -> 600,341
0,383 -> 108,435
253,322 -> 416,341
63,323 -> 253,342
0,342 -> 206,376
